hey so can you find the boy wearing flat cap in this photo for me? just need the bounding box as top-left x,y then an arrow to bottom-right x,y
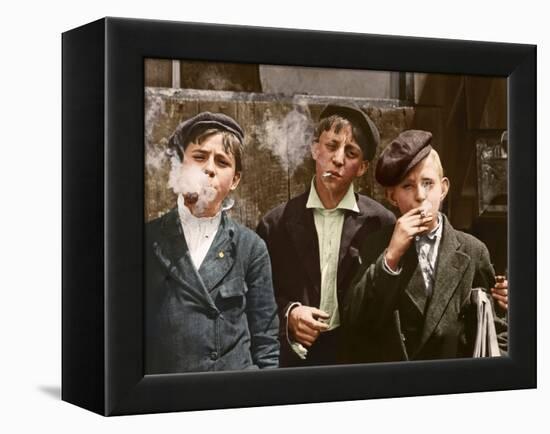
145,112 -> 279,373
257,104 -> 396,366
343,130 -> 508,362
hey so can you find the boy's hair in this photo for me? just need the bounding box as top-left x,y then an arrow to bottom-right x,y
387,150 -> 445,189
177,126 -> 244,173
317,104 -> 380,160
314,115 -> 368,156
427,149 -> 444,179
168,112 -> 245,173
376,129 -> 441,187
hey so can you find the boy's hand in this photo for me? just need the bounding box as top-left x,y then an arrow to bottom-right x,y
288,305 -> 330,347
491,276 -> 508,310
385,207 -> 433,271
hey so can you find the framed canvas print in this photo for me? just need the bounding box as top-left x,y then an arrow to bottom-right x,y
62,17 -> 536,415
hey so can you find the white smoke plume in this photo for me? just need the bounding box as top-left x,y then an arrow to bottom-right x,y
167,155 -> 217,216
260,102 -> 314,173
145,93 -> 166,144
421,200 -> 433,213
145,92 -> 169,173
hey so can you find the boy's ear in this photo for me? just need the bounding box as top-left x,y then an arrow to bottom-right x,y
440,177 -> 450,201
311,141 -> 320,160
385,187 -> 398,207
356,160 -> 368,177
230,172 -> 241,191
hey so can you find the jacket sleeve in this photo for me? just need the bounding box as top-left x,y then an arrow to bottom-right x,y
256,217 -> 294,323
244,236 -> 280,368
344,249 -> 403,335
473,242 -> 508,355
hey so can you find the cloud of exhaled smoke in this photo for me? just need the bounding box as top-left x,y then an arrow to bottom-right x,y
167,155 -> 217,216
259,102 -> 314,173
145,92 -> 169,173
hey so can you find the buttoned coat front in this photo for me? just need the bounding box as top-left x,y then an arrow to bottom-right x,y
145,209 -> 279,374
256,190 -> 396,366
342,215 -> 508,362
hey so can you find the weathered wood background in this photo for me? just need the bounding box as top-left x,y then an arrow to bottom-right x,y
143,60 -> 507,271
144,88 -> 415,228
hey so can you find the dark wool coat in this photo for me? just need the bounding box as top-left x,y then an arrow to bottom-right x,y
257,190 -> 396,366
343,214 -> 508,362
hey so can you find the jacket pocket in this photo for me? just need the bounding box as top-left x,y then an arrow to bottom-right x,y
216,278 -> 248,323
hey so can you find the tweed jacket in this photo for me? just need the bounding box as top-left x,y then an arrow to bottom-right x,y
343,214 -> 508,362
145,208 -> 279,373
256,190 -> 396,366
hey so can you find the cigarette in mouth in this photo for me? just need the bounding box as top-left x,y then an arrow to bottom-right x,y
322,172 -> 332,178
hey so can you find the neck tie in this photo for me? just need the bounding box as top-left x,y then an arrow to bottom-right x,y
417,236 -> 436,297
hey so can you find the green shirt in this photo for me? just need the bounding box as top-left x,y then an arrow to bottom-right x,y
306,177 -> 359,331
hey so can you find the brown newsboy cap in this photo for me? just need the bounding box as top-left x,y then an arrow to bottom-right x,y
168,111 -> 244,156
319,104 -> 380,161
375,130 -> 433,187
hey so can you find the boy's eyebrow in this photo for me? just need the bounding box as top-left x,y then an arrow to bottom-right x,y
345,142 -> 360,149
193,148 -> 233,159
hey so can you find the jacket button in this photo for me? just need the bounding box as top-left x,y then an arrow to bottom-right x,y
210,351 -> 218,360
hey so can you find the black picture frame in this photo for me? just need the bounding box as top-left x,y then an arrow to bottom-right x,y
62,17 -> 536,416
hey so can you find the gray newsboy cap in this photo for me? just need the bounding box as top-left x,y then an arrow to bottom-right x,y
319,104 -> 380,161
375,129 -> 433,187
168,111 -> 244,155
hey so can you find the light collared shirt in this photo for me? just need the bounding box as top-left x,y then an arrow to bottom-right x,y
306,177 -> 360,330
286,178 -> 359,359
177,194 -> 234,270
383,213 -> 443,297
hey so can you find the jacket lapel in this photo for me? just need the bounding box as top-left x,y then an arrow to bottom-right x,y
336,209 -> 369,290
400,246 -> 429,315
152,209 -> 218,311
286,198 -> 322,298
417,216 -> 470,351
198,214 -> 236,292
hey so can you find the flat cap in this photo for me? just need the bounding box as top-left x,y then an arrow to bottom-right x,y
319,104 -> 380,161
168,111 -> 244,153
375,129 -> 433,187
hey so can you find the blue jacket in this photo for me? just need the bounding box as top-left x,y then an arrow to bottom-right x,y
145,208 -> 279,373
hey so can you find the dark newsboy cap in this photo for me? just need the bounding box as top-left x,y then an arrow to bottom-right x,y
375,129 -> 433,187
168,111 -> 244,155
319,104 -> 380,161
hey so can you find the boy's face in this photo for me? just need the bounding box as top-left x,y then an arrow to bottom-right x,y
386,154 -> 449,229
182,132 -> 241,215
311,123 -> 367,198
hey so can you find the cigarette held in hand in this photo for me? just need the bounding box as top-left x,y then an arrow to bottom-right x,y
420,200 -> 433,218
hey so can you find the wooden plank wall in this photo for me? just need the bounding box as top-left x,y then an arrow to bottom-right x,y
143,60 -> 508,274
144,88 -> 414,229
